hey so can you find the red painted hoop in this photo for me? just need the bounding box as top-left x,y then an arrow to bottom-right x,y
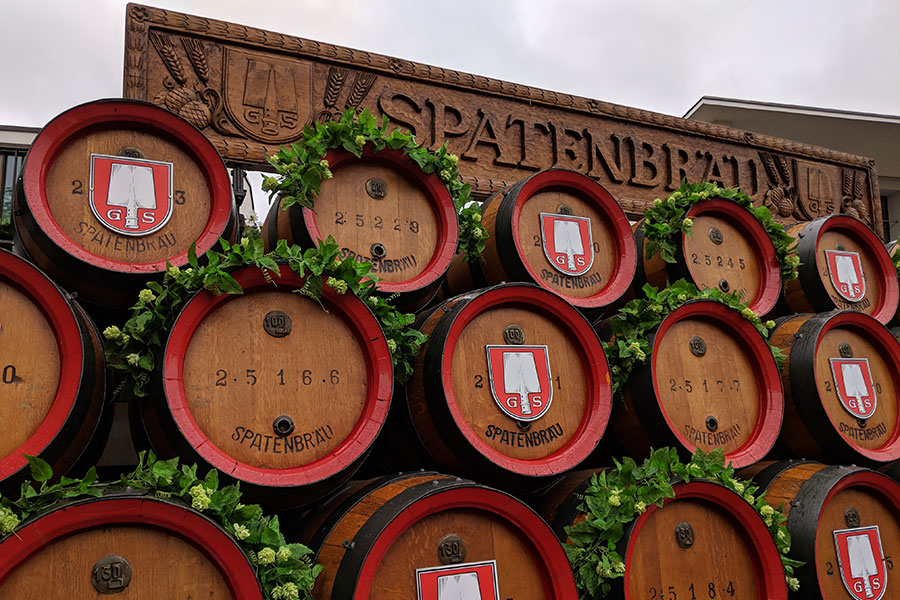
0,251 -> 85,480
684,197 -> 782,315
626,481 -> 787,600
439,284 -> 612,476
20,98 -> 233,272
814,215 -> 899,324
509,169 -> 637,308
302,147 -> 459,293
650,301 -> 784,468
811,311 -> 900,462
0,496 -> 263,598
352,485 -> 577,599
163,267 -> 393,486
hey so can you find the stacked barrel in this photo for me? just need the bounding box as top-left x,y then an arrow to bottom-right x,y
5,95 -> 900,600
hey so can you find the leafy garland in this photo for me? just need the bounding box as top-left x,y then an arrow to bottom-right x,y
0,453 -> 321,600
643,180 -> 799,281
262,108 -> 488,262
563,447 -> 802,599
104,236 -> 427,398
605,279 -> 786,400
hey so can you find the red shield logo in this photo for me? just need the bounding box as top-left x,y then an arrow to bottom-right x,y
540,213 -> 593,276
826,250 -> 866,302
834,526 -> 887,600
486,345 -> 552,422
830,358 -> 877,419
89,154 -> 173,236
416,560 -> 500,600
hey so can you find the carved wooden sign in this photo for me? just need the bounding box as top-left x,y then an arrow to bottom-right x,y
123,3 -> 881,230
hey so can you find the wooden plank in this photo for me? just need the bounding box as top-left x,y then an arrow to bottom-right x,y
123,3 -> 882,233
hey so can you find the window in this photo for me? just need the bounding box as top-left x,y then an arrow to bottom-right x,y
0,148 -> 27,241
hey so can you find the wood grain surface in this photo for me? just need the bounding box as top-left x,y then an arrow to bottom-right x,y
0,281 -> 60,460
682,213 -> 763,304
0,526 -> 232,599
652,317 -> 760,454
628,499 -> 759,600
182,290 -> 366,468
311,161 -> 437,283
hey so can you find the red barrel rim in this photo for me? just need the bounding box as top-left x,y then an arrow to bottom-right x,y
0,496 -> 263,598
814,215 -> 899,324
352,484 -> 577,599
438,284 -> 612,476
301,147 -> 459,293
21,98 -> 234,273
812,311 -> 900,462
509,169 -> 637,307
684,197 -> 782,315
0,251 -> 85,480
627,481 -> 788,600
651,301 -> 784,467
163,267 -> 393,486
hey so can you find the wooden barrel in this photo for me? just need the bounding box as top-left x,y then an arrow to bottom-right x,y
633,197 -> 783,315
441,169 -> 636,314
613,299 -> 784,468
743,460 -> 900,600
0,249 -> 108,495
0,493 -> 263,598
132,265 -> 393,509
769,311 -> 900,465
391,282 -> 611,490
14,98 -> 237,309
301,471 -> 576,599
262,147 -> 459,310
783,215 -> 898,324
539,470 -> 788,600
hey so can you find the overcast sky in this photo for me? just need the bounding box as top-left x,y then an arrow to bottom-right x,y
1,0 -> 898,128
2,0 -> 897,217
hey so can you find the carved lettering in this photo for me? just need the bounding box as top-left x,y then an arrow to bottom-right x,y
585,131 -> 626,184
127,6 -> 881,233
683,422 -> 743,446
629,137 -> 662,188
839,421 -> 887,440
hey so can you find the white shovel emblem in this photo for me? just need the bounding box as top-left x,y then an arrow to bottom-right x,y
848,533 -> 879,598
502,351 -> 541,416
107,163 -> 157,230
553,219 -> 583,272
438,572 -> 481,600
826,250 -> 866,302
830,358 -> 877,419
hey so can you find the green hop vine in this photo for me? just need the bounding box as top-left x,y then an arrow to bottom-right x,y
563,447 -> 802,599
0,452 -> 321,600
104,235 -> 427,399
262,107 -> 487,262
604,279 -> 785,400
643,180 -> 799,281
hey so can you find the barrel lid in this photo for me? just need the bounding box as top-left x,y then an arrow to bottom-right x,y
796,311 -> 900,463
682,197 -> 782,314
499,168 -> 637,308
0,495 -> 262,598
162,266 -> 392,489
786,466 -> 900,599
798,215 -> 898,323
625,480 -> 787,599
428,282 -> 611,480
19,98 -> 234,274
300,147 -> 458,293
644,299 -> 784,468
325,474 -> 576,599
0,250 -> 86,482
